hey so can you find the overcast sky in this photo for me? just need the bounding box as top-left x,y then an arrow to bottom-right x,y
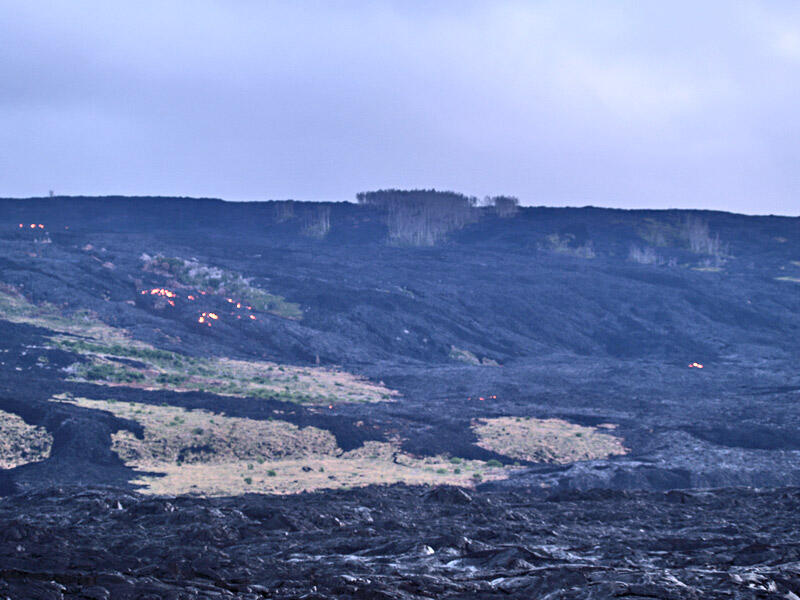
1,1 -> 799,214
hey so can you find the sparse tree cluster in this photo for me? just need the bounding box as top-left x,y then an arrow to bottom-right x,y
356,189 -> 478,246
490,195 -> 519,217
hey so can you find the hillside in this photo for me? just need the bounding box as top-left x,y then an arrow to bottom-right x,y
0,195 -> 797,495
1,195 -> 799,598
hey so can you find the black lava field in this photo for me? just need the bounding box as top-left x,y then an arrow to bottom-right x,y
0,196 -> 798,599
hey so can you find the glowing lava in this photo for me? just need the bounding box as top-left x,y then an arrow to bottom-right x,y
198,312 -> 219,326
145,288 -> 177,299
688,362 -> 704,369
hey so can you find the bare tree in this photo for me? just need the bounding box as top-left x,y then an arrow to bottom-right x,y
682,216 -> 729,265
273,201 -> 295,223
301,205 -> 331,238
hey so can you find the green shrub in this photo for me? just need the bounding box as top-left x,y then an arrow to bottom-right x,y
156,373 -> 188,386
84,364 -> 145,383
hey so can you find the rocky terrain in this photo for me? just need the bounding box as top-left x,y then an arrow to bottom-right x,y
1,485 -> 799,599
0,194 -> 798,597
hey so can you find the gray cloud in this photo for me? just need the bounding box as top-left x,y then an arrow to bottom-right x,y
1,1 -> 799,214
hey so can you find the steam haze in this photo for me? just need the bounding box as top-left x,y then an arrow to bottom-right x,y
1,1 -> 799,215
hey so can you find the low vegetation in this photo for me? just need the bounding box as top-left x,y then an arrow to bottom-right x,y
140,254 -> 302,319
0,284 -> 124,342
60,340 -> 396,404
472,417 -> 627,464
52,396 -> 507,496
0,410 -> 53,469
52,394 -> 337,464
0,285 -> 393,405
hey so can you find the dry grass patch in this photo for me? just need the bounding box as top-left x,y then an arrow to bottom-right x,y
473,417 -> 627,464
50,396 -> 506,496
129,449 -> 505,496
52,395 -> 337,464
0,409 -> 53,469
61,348 -> 396,405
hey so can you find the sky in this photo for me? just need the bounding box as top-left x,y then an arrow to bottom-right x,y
1,1 -> 799,215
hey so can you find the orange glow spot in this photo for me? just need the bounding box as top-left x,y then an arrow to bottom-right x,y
688,362 -> 704,369
236,303 -> 241,309
479,397 -> 485,401
38,224 -> 44,229
249,315 -> 256,320
29,224 -> 36,229
208,313 -> 218,320
246,306 -> 252,310
226,298 -> 234,303
167,300 -> 175,307
187,295 -> 195,301
198,317 -> 205,323
328,405 -> 333,409
18,224 -> 23,228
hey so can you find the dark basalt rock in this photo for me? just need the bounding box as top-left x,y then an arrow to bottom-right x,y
0,484 -> 798,599
0,471 -> 17,497
423,485 -> 472,504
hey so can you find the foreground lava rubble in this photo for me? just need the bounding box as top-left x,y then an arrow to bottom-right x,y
0,484 -> 798,599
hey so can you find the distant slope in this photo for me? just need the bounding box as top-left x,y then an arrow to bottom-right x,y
0,196 -> 797,365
